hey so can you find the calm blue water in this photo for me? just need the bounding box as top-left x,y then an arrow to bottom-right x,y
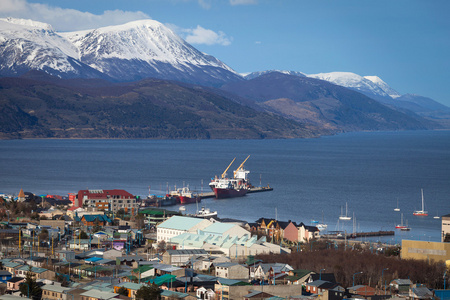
1,130 -> 449,243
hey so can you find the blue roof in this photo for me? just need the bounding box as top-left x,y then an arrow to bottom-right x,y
85,257 -> 103,262
82,215 -> 111,223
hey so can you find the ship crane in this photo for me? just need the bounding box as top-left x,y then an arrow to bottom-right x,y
221,157 -> 236,179
234,155 -> 250,178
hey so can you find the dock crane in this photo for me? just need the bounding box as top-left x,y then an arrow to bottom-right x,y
221,158 -> 236,179
234,155 -> 250,178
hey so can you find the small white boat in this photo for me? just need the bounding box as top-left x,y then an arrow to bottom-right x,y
434,211 -> 440,219
196,207 -> 218,218
394,198 -> 400,212
179,206 -> 186,212
339,203 -> 352,220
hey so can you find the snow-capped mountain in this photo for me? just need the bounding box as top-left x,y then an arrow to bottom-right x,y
244,70 -> 306,80
59,19 -> 242,85
0,18 -> 242,86
306,71 -> 399,100
0,18 -> 106,79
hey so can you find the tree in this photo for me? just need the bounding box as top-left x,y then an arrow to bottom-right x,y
117,286 -> 129,296
19,266 -> 42,300
38,228 -> 49,241
79,230 -> 88,239
135,284 -> 161,300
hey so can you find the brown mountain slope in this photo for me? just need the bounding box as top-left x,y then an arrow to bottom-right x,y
0,75 -> 325,139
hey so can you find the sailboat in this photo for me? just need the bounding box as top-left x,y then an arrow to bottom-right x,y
339,203 -> 352,220
395,213 -> 407,229
413,189 -> 428,216
316,211 -> 328,231
400,219 -> 411,231
394,198 -> 400,212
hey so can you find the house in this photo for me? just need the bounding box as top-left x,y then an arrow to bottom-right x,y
196,287 -> 215,300
252,263 -> 292,281
278,221 -> 299,243
348,285 -> 376,296
160,289 -> 197,300
80,215 -> 112,227
308,273 -> 336,284
0,270 -> 12,283
192,255 -> 231,272
390,279 -> 412,293
77,189 -> 138,213
6,277 -> 24,291
215,262 -> 249,280
113,282 -> 145,300
56,250 -> 76,262
41,284 -> 71,300
286,269 -> 314,285
116,255 -> 144,267
162,249 -> 207,266
103,249 -> 122,260
15,265 -> 55,280
243,290 -> 276,299
157,216 -> 212,243
3,261 -> 23,277
442,214 -> 450,242
305,280 -> 344,295
409,284 -> 433,299
298,223 -> 320,242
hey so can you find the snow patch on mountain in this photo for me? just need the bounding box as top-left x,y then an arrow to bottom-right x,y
364,75 -> 401,99
306,71 -> 399,100
244,70 -> 305,80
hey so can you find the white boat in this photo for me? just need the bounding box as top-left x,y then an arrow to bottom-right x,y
413,189 -> 428,216
394,198 -> 400,212
434,211 -> 440,219
195,207 -> 218,218
339,203 -> 352,220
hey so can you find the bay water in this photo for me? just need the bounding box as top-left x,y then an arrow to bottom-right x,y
1,130 -> 449,243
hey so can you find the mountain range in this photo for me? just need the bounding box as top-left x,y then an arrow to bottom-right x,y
0,17 -> 449,139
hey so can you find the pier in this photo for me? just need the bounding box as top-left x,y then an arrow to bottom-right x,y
322,230 -> 395,240
199,185 -> 273,199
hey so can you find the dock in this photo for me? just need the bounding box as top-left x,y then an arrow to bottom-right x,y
199,185 -> 273,199
322,230 -> 395,240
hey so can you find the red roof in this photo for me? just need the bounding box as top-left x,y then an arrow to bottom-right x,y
78,189 -> 134,200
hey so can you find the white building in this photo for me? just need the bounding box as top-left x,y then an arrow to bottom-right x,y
156,216 -> 212,243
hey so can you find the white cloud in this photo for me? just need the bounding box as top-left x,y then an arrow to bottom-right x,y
198,0 -> 212,10
0,0 -> 150,31
230,0 -> 258,5
182,25 -> 232,46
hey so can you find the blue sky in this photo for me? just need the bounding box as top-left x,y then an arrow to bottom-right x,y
1,0 -> 449,106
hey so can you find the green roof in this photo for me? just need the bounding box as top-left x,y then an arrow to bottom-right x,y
133,265 -> 153,273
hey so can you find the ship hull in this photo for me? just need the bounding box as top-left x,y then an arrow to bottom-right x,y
213,187 -> 247,199
179,196 -> 201,204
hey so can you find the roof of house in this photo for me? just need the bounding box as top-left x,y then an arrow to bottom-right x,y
165,249 -> 207,256
158,216 -> 209,231
0,270 -> 12,276
115,282 -> 145,291
80,290 -> 119,300
202,222 -> 235,234
160,290 -> 191,299
41,284 -> 71,293
7,277 -> 24,283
